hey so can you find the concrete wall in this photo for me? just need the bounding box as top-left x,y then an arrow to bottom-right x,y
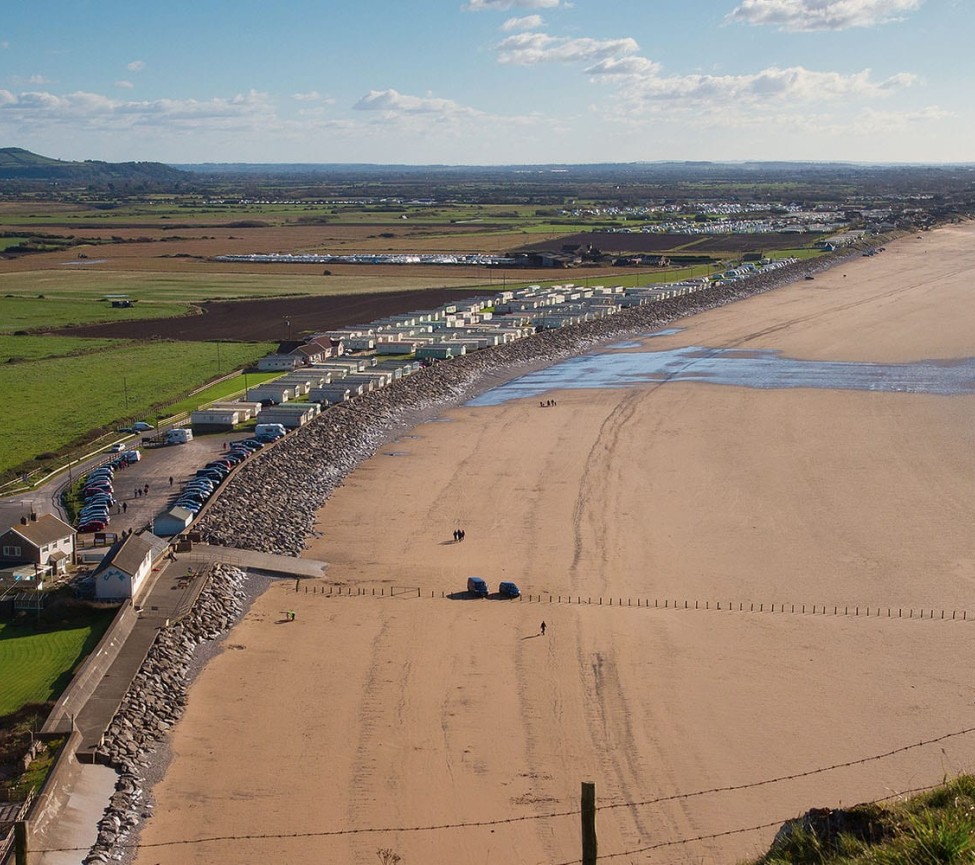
42,601 -> 138,733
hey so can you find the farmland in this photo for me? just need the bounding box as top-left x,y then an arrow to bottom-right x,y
0,338 -> 272,478
8,163 -> 933,486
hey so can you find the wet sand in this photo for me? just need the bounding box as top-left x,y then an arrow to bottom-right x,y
134,224 -> 975,865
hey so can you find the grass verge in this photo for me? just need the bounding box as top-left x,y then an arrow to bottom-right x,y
0,610 -> 115,716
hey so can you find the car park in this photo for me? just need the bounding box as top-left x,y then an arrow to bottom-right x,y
498,581 -> 521,598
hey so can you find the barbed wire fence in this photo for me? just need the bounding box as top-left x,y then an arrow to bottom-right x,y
25,725 -> 975,859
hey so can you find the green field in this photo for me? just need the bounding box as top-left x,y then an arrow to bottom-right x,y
0,338 -> 272,477
0,335 -> 120,363
0,612 -> 115,716
0,294 -> 193,332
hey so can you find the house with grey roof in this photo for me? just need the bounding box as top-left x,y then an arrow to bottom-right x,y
0,513 -> 76,576
92,533 -> 165,601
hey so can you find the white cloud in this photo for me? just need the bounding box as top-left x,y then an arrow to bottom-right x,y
353,88 -> 480,118
726,0 -> 922,31
126,60 -> 145,72
496,32 -> 640,65
585,56 -> 662,77
465,0 -> 561,10
0,88 -> 276,133
114,80 -> 134,89
609,64 -> 916,109
501,14 -> 543,31
292,91 -> 322,101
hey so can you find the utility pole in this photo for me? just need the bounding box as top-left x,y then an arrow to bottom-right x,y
581,781 -> 597,865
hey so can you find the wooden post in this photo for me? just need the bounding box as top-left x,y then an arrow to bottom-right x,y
581,782 -> 597,865
15,820 -> 27,865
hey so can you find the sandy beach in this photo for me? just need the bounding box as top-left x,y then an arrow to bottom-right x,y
133,224 -> 975,865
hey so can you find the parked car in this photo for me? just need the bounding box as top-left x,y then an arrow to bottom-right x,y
108,443 -> 125,453
467,576 -> 489,598
78,520 -> 108,533
132,421 -> 154,431
498,581 -> 521,598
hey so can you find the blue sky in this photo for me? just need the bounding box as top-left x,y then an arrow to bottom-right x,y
1,0 -> 971,165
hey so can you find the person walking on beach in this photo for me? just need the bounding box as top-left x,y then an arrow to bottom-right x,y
540,621 -> 546,636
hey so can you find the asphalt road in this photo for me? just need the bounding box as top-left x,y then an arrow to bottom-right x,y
0,430 -> 260,544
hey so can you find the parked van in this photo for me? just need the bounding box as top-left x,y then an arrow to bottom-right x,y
165,428 -> 193,445
467,576 -> 489,597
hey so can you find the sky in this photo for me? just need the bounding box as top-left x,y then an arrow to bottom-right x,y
0,0 -> 972,165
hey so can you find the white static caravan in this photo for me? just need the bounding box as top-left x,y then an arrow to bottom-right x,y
247,384 -> 294,405
358,369 -> 394,389
309,385 -> 352,405
275,376 -> 312,397
256,404 -> 320,428
210,401 -> 262,420
376,359 -> 420,377
257,354 -> 301,372
416,343 -> 465,360
376,341 -> 418,356
190,408 -> 241,432
341,374 -> 377,393
344,336 -> 376,352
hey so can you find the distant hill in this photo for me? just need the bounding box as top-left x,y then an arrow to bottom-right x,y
0,147 -> 188,186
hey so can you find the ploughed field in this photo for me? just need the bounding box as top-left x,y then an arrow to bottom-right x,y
50,287 -> 500,342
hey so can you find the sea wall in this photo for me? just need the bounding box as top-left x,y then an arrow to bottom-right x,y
82,564 -> 247,865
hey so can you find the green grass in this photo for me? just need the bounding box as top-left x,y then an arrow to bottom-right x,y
162,370 -> 282,416
0,613 -> 115,715
0,339 -> 273,477
8,736 -> 64,799
0,294 -> 192,332
0,335 -> 121,362
751,775 -> 975,865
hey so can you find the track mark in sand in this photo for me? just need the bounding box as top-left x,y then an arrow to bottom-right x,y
579,646 -> 658,851
721,265 -> 974,352
567,391 -> 640,591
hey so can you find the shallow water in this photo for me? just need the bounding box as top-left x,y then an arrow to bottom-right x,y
468,345 -> 975,406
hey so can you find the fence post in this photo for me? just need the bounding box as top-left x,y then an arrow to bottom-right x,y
581,782 -> 597,865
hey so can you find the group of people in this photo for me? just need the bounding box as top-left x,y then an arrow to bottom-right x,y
452,528 -> 466,542
539,399 -> 558,408
133,483 -> 150,498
